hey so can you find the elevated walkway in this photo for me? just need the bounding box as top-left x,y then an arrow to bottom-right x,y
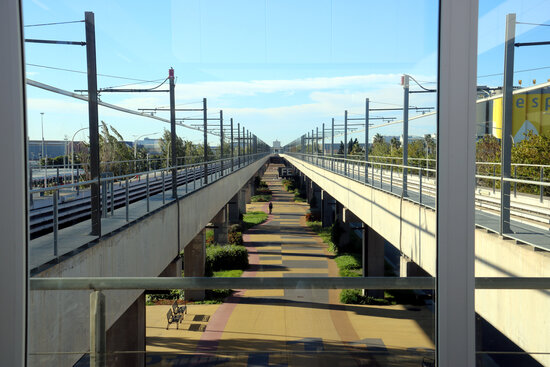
282,154 -> 550,367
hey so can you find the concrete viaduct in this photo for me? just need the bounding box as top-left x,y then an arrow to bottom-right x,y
29,156 -> 269,366
282,153 -> 550,367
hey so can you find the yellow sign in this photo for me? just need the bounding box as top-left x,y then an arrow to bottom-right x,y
492,89 -> 550,140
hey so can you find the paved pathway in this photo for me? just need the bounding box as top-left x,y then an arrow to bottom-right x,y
146,163 -> 434,366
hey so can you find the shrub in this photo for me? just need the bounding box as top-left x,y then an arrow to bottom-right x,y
340,289 -> 391,305
251,194 -> 272,202
229,223 -> 242,233
334,253 -> 361,270
206,245 -> 249,275
205,229 -> 215,245
256,187 -> 272,195
228,231 -> 243,246
305,210 -> 320,222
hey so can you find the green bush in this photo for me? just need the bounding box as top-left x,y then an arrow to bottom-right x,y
228,231 -> 243,246
251,194 -> 272,202
340,289 -> 391,305
206,245 -> 249,275
335,253 -> 361,270
305,210 -> 320,222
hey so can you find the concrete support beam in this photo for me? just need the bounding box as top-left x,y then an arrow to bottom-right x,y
212,206 -> 228,245
311,182 -> 321,209
184,229 -> 206,300
227,194 -> 240,225
321,190 -> 334,228
106,292 -> 145,367
335,202 -> 350,250
399,255 -> 424,278
158,257 -> 182,277
366,226 -> 385,299
239,188 -> 247,215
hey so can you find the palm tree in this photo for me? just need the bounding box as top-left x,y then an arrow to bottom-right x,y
390,137 -> 401,153
373,133 -> 384,145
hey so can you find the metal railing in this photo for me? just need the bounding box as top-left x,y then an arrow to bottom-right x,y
28,276 -> 550,367
29,152 -> 269,259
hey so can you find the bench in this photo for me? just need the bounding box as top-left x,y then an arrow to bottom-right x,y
166,308 -> 183,329
172,300 -> 187,316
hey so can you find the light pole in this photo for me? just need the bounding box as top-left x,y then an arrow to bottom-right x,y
133,132 -> 159,172
40,112 -> 47,188
71,127 -> 89,186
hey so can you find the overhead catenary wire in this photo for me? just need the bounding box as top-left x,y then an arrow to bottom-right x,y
478,65 -> 550,78
26,63 -> 161,83
516,21 -> 550,27
26,78 -> 226,138
24,20 -> 84,27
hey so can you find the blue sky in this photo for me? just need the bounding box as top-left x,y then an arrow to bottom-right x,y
23,0 -> 550,147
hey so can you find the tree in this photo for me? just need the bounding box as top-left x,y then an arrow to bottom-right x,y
337,141 -> 345,155
373,133 -> 384,145
390,137 -> 401,153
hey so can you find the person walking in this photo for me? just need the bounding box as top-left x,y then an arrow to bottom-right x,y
268,201 -> 273,214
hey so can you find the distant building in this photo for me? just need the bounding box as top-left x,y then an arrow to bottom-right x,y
272,140 -> 281,153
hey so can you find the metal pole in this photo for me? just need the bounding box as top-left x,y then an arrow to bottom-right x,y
402,75 -> 409,197
237,122 -> 241,167
231,118 -> 234,171
85,11 -> 101,237
500,13 -> 515,235
344,110 -> 348,174
53,190 -> 58,256
90,290 -> 106,367
331,118 -> 334,170
322,123 -> 325,168
220,110 -> 223,176
125,177 -> 129,222
203,98 -> 208,184
365,98 -> 369,183
169,68 -> 177,199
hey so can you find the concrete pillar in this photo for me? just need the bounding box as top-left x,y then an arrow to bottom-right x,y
227,194 -> 240,224
399,255 -> 424,278
239,187 -> 247,215
212,206 -> 228,245
158,257 -> 182,277
312,182 -> 321,209
244,181 -> 252,204
184,229 -> 206,300
106,293 -> 145,367
335,202 -> 350,249
321,190 -> 334,228
366,226 -> 385,299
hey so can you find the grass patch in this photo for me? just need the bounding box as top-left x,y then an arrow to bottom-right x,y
243,211 -> 268,231
213,269 -> 244,277
307,221 -> 337,253
251,194 -> 272,202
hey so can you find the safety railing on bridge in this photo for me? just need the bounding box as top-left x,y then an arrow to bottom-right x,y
283,152 -> 550,249
28,276 -> 550,366
28,152 -> 269,271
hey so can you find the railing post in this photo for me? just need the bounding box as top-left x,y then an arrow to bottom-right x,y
162,171 -> 166,204
53,189 -> 58,256
146,172 -> 150,212
102,180 -> 107,218
513,165 -> 517,198
90,290 -> 106,367
540,166 -> 544,203
110,181 -> 114,216
125,177 -> 129,222
419,168 -> 423,204
493,166 -> 502,194
390,165 -> 393,192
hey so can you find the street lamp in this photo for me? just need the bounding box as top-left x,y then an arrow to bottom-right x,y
133,132 -> 159,173
71,127 -> 89,186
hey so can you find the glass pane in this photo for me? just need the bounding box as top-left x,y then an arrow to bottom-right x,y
476,1 -> 550,365
23,1 -> 438,365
